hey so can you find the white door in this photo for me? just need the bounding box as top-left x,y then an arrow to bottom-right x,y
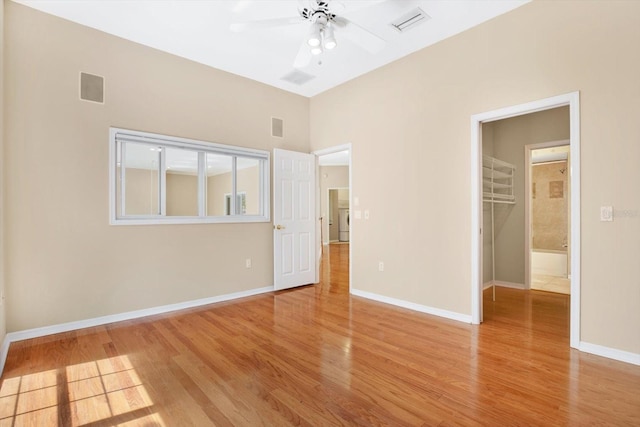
273,148 -> 316,290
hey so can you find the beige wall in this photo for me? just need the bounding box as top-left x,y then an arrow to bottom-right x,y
483,107 -> 570,284
532,161 -> 568,252
310,1 -> 640,354
121,167 -> 160,215
166,172 -> 198,216
328,190 -> 339,241
319,166 -> 349,243
4,2 -> 309,331
0,0 -> 7,346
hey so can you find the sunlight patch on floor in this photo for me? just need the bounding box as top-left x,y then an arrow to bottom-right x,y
0,355 -> 165,426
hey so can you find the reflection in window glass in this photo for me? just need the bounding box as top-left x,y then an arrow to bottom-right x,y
206,153 -> 233,216
237,158 -> 261,215
165,147 -> 199,216
225,192 -> 246,215
121,142 -> 160,216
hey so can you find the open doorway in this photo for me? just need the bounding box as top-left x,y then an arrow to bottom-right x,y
314,145 -> 352,291
527,143 -> 571,295
471,92 -> 581,349
327,188 -> 349,243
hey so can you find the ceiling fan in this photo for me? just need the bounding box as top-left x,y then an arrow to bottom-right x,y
230,0 -> 387,68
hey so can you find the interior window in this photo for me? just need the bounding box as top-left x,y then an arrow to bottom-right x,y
110,128 -> 270,225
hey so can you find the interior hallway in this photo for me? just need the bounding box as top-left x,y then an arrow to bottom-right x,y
0,243 -> 638,425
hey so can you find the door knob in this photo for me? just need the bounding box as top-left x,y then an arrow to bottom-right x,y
274,224 -> 286,230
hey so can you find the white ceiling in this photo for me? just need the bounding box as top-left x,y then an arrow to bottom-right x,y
318,150 -> 349,166
16,0 -> 530,97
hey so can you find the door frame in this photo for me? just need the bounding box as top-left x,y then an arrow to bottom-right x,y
470,92 -> 581,349
524,139 -> 570,290
313,144 -> 352,292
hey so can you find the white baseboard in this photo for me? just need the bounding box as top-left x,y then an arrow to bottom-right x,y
579,341 -> 640,366
494,280 -> 525,289
483,280 -> 525,290
351,289 -> 472,324
0,286 -> 273,375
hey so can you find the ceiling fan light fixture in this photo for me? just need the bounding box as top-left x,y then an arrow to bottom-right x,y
323,24 -> 337,50
307,23 -> 322,47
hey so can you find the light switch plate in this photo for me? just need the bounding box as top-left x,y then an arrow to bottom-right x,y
364,210 -> 370,220
600,206 -> 613,222
354,210 -> 362,220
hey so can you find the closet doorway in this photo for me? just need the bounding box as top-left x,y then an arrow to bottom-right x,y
471,92 -> 581,349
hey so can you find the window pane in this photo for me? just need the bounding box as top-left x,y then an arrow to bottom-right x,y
111,127 -> 270,224
206,153 -> 233,216
165,147 -> 198,216
122,142 -> 160,216
237,157 -> 261,215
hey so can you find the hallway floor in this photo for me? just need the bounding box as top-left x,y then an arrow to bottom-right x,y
531,273 -> 571,294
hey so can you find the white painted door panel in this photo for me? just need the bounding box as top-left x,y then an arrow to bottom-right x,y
273,149 -> 316,290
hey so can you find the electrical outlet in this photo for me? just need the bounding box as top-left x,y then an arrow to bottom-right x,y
378,261 -> 384,272
245,258 -> 252,268
364,210 -> 370,220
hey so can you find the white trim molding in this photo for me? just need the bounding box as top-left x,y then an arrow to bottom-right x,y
0,286 -> 273,375
579,342 -> 640,366
351,289 -> 472,324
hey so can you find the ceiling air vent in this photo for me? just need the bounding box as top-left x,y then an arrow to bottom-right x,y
390,7 -> 430,33
281,70 -> 316,86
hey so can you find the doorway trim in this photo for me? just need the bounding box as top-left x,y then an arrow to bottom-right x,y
524,139 -> 570,290
313,144 -> 352,292
470,92 -> 581,349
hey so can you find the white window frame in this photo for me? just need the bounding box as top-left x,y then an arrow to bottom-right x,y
109,127 -> 270,225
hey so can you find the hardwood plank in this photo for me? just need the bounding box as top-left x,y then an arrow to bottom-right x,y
1,243 -> 639,426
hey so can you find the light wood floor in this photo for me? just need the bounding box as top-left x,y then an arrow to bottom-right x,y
1,243 -> 639,426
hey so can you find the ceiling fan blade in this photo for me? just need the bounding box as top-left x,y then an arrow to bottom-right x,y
333,16 -> 386,54
293,41 -> 312,69
230,16 -> 305,33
